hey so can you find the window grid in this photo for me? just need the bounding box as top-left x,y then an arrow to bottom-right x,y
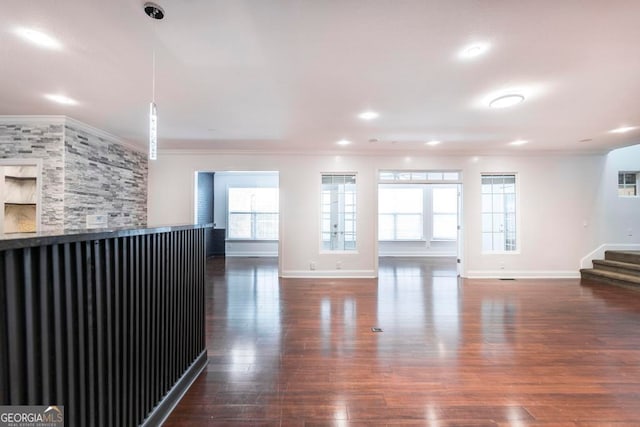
481,174 -> 517,252
321,174 -> 357,251
379,170 -> 460,182
618,172 -> 638,197
228,188 -> 279,240
378,187 -> 423,240
432,187 -> 458,240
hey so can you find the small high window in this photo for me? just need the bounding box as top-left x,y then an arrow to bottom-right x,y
618,172 -> 639,197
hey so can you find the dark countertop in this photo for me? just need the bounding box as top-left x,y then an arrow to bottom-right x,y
0,223 -> 214,251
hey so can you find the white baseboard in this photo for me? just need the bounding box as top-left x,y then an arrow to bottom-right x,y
465,270 -> 580,279
225,251 -> 278,257
378,253 -> 456,257
281,269 -> 377,279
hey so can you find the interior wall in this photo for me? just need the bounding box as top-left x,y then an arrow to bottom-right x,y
595,143 -> 640,245
148,151 -> 605,278
0,117 -> 147,231
63,124 -> 147,229
0,122 -> 65,230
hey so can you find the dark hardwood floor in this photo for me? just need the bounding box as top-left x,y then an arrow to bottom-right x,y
164,257 -> 640,426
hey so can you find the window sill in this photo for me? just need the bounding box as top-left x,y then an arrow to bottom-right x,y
481,251 -> 521,255
379,239 -> 426,243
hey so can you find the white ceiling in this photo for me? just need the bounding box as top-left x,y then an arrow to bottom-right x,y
2,0 -> 640,155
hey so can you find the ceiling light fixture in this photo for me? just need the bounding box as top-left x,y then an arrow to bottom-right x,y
425,140 -> 441,146
145,2 -> 164,161
144,2 -> 165,19
14,27 -> 61,49
336,139 -> 351,146
509,139 -> 528,146
358,111 -> 379,120
609,126 -> 637,134
458,42 -> 490,59
489,94 -> 525,109
44,94 -> 77,105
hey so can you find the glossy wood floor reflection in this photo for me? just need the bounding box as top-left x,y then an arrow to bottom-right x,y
164,257 -> 640,426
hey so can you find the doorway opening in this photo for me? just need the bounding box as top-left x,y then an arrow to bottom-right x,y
377,170 -> 463,278
194,171 -> 280,265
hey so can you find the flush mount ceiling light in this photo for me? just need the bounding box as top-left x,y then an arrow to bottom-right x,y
458,42 -> 490,60
14,27 -> 61,49
44,94 -> 77,105
609,126 -> 637,134
336,139 -> 352,146
509,139 -> 528,146
144,2 -> 165,19
425,140 -> 441,146
489,94 -> 525,109
358,111 -> 379,120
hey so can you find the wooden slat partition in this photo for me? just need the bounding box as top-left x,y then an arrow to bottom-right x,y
0,225 -> 209,426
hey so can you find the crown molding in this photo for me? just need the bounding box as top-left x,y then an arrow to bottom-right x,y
64,117 -> 145,154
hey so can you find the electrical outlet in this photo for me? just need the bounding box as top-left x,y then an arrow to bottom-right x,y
310,261 -> 316,271
336,261 -> 342,270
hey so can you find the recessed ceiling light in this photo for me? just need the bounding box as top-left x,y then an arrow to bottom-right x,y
609,126 -> 637,134
509,139 -> 528,146
489,94 -> 525,109
358,111 -> 379,120
425,140 -> 441,146
336,139 -> 351,146
44,94 -> 78,105
14,27 -> 62,49
458,42 -> 490,59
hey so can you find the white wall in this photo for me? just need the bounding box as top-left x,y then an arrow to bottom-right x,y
148,151 -> 605,278
595,144 -> 640,245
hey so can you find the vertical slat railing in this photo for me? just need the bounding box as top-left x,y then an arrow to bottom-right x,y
0,226 -> 207,426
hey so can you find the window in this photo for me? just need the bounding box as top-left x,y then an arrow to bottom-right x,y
378,187 -> 423,240
481,174 -> 517,252
379,170 -> 460,182
228,188 -> 279,239
619,172 -> 639,196
432,187 -> 458,240
321,174 -> 356,251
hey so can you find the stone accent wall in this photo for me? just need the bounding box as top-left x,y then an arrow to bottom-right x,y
0,123 -> 65,230
0,118 -> 147,232
64,125 -> 147,229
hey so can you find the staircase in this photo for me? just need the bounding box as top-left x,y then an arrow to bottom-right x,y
581,250 -> 640,289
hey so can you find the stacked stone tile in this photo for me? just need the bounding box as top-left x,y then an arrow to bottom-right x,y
0,119 -> 147,231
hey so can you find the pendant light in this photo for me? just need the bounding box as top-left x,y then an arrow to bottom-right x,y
144,2 -> 164,160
